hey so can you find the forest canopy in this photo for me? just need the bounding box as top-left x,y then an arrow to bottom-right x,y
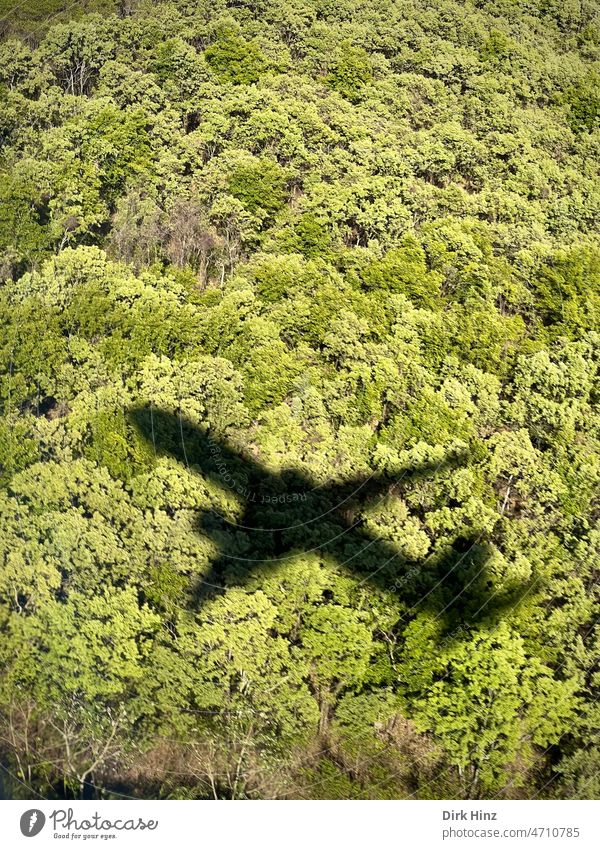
0,0 -> 599,800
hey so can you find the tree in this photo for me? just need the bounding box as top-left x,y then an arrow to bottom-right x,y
205,24 -> 267,85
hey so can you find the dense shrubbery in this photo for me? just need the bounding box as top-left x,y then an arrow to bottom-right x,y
0,0 -> 599,800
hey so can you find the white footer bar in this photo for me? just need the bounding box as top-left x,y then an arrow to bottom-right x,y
0,800 -> 598,849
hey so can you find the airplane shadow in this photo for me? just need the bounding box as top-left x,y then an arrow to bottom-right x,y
129,406 -> 531,642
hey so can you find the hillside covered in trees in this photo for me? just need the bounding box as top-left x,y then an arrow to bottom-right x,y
0,0 -> 599,800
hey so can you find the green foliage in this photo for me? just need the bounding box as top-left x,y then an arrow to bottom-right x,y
205,25 -> 267,85
531,246 -> 600,336
0,171 -> 52,273
555,748 -> 600,799
325,41 -> 372,103
480,29 -> 515,63
227,156 -> 287,218
564,74 -> 600,133
0,0 -> 599,804
359,236 -> 442,308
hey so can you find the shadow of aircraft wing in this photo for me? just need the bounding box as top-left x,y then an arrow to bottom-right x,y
129,405 -> 280,498
129,405 -> 463,530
